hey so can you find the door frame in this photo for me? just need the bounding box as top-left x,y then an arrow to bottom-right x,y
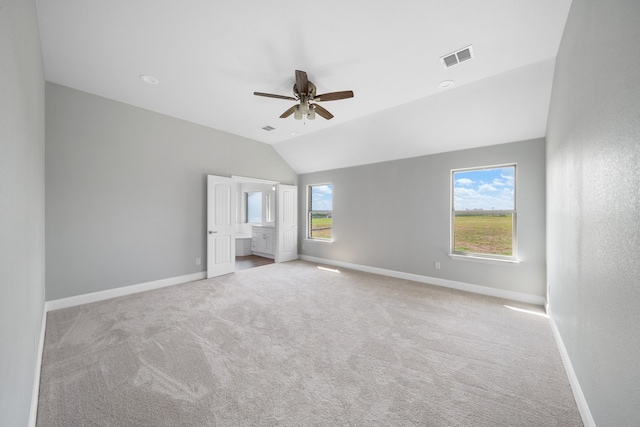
230,176 -> 299,263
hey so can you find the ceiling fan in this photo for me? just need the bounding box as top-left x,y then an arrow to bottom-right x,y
254,70 -> 354,120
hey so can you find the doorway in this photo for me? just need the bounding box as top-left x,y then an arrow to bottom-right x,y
206,175 -> 298,278
235,255 -> 274,271
234,177 -> 277,272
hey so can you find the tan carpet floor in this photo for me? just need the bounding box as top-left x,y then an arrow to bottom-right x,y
37,260 -> 582,426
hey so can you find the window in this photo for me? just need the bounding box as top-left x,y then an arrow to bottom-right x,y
308,184 -> 333,240
451,165 -> 516,260
246,191 -> 262,224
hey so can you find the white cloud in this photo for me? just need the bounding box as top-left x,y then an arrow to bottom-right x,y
456,178 -> 474,186
310,185 -> 333,210
454,187 -> 476,196
479,184 -> 497,192
314,185 -> 332,194
312,199 -> 332,210
501,172 -> 514,181
454,187 -> 514,210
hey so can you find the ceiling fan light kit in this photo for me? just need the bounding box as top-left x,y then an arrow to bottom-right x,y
254,70 -> 354,121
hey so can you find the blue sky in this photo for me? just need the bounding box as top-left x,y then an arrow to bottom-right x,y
311,184 -> 333,211
453,166 -> 514,210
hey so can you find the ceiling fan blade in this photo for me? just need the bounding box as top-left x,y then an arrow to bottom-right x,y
254,92 -> 296,101
313,104 -> 334,120
279,105 -> 297,118
314,90 -> 354,102
295,70 -> 309,95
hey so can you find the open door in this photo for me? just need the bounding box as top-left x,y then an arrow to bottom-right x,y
275,184 -> 298,263
207,175 -> 236,278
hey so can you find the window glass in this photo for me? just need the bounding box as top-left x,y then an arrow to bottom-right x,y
452,165 -> 516,259
308,184 -> 333,240
246,192 -> 262,224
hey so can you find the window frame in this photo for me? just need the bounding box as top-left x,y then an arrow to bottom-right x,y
307,183 -> 333,242
450,163 -> 517,262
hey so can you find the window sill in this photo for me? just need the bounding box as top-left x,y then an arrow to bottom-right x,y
305,238 -> 333,244
448,254 -> 519,265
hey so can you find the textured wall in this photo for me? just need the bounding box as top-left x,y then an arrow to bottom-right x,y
546,0 -> 640,425
46,83 -> 297,300
299,139 -> 546,298
0,0 -> 46,424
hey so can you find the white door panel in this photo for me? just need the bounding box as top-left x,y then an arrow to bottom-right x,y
207,175 -> 235,278
276,184 -> 298,262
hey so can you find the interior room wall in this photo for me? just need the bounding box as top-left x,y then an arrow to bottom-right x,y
0,0 -> 46,424
298,138 -> 546,298
45,83 -> 297,301
546,0 -> 640,425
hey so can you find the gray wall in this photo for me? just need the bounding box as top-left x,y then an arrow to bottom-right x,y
299,139 -> 546,298
546,0 -> 640,425
0,0 -> 46,425
46,83 -> 297,300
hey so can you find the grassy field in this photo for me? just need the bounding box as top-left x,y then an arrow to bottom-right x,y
309,215 -> 511,251
453,215 -> 512,255
310,217 -> 332,239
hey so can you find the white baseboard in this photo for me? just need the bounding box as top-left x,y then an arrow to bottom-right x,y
299,255 -> 546,305
547,309 -> 596,427
29,308 -> 47,427
45,272 -> 207,312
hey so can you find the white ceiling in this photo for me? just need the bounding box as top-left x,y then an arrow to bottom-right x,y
37,0 -> 573,174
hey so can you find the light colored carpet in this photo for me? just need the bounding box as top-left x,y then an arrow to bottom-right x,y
37,260 -> 582,426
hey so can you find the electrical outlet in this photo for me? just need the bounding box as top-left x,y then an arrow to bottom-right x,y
196,258 -> 201,266
435,261 -> 441,270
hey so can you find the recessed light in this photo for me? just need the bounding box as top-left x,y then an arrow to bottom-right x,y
438,80 -> 454,89
139,75 -> 159,85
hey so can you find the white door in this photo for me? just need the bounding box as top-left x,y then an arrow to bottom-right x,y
207,175 -> 236,278
276,184 -> 298,262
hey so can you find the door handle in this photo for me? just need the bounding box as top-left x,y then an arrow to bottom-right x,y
209,231 -> 217,234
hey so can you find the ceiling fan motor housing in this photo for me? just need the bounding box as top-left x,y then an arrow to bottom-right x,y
254,70 -> 353,120
294,81 -> 317,99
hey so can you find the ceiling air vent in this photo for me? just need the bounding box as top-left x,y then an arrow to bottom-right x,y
440,45 -> 474,68
261,125 -> 275,131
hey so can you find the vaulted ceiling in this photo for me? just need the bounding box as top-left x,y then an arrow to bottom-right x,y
37,0 -> 573,174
